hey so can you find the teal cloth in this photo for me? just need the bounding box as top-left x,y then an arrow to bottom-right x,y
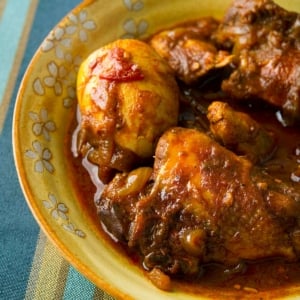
0,1 -> 115,299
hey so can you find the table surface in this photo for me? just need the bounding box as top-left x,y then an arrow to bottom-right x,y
0,1 -> 115,299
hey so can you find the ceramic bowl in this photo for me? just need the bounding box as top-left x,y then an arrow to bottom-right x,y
13,0 -> 300,299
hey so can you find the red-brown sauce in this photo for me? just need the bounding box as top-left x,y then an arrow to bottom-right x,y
65,82 -> 300,298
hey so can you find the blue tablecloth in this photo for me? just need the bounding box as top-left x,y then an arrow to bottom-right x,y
0,1 -> 115,299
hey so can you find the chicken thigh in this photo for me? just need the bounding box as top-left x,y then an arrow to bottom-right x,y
96,127 -> 300,278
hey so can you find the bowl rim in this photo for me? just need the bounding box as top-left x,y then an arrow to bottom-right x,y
12,1 -> 131,299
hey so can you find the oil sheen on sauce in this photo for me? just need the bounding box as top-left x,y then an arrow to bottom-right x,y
66,87 -> 300,299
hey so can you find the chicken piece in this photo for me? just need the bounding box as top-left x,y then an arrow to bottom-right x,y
76,39 -> 179,182
150,17 -> 233,84
96,166 -> 153,242
214,0 -> 300,125
207,101 -> 276,163
96,127 -> 300,278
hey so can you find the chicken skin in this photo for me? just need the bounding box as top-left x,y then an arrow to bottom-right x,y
207,101 -> 276,163
214,0 -> 300,125
96,127 -> 300,278
76,39 -> 179,181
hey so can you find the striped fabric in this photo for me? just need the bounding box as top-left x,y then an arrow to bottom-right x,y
0,1 -> 115,299
24,232 -> 114,300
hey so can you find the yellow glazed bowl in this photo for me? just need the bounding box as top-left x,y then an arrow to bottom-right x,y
13,0 -> 300,299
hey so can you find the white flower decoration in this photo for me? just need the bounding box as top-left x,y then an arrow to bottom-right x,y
41,27 -> 72,59
35,56 -> 79,106
62,223 -> 86,238
25,140 -> 54,173
43,61 -> 67,96
64,53 -> 82,72
63,86 -> 76,108
123,0 -> 144,11
122,18 -> 148,39
43,193 -> 86,238
33,78 -> 45,96
63,54 -> 82,108
29,108 -> 56,141
43,193 -> 68,220
67,10 -> 96,42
